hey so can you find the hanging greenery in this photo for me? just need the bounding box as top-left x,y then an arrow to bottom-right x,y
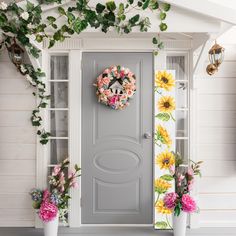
0,0 -> 170,144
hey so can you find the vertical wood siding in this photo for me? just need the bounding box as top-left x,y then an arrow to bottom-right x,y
196,44 -> 236,227
0,49 -> 35,227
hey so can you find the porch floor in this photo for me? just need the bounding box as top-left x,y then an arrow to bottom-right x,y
0,227 -> 235,236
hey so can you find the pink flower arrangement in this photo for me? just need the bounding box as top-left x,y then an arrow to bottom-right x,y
94,65 -> 136,110
30,159 -> 81,223
160,153 -> 203,216
163,192 -> 178,209
39,200 -> 58,222
181,194 -> 196,213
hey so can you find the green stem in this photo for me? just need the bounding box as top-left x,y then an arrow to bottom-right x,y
170,112 -> 176,122
154,193 -> 160,206
166,215 -> 173,230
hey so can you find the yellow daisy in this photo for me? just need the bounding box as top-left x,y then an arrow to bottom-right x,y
158,96 -> 176,113
155,178 -> 172,194
156,150 -> 175,170
156,125 -> 172,147
155,71 -> 175,91
155,200 -> 172,214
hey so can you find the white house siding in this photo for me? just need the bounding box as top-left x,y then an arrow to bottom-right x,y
196,39 -> 236,227
0,49 -> 36,226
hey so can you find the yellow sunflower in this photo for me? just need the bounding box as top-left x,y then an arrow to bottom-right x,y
158,96 -> 176,113
155,200 -> 172,214
156,125 -> 172,147
155,71 -> 175,91
155,178 -> 172,194
156,150 -> 175,170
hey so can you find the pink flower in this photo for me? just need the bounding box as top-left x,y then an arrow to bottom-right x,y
42,189 -> 50,202
102,77 -> 110,85
188,179 -> 194,191
188,168 -> 194,176
169,165 -> 175,175
164,192 -> 178,209
181,194 -> 197,213
39,201 -> 58,222
108,95 -> 119,106
70,179 -> 79,188
103,89 -> 111,96
52,165 -> 61,176
120,70 -> 125,78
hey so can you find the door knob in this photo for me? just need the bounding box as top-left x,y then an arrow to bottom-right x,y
144,133 -> 152,139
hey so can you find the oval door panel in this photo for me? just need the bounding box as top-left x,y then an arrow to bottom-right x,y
94,150 -> 141,174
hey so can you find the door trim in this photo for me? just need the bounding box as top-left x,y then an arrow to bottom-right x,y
39,37 -> 192,228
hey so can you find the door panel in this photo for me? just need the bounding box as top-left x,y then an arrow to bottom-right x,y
81,52 -> 153,224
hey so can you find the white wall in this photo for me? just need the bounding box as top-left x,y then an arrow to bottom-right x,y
196,28 -> 236,227
0,49 -> 36,226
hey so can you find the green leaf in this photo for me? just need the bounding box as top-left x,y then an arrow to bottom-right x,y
96,3 -> 105,13
163,3 -> 171,12
142,0 -> 150,10
159,22 -> 167,31
129,14 -> 140,25
47,16 -> 56,23
160,174 -> 174,181
128,0 -> 134,4
0,13 -> 7,25
35,34 -> 43,43
49,39 -> 55,48
67,12 -> 75,24
152,37 -> 158,44
106,1 -> 116,11
155,221 -> 168,229
155,113 -> 170,121
118,3 -> 125,16
26,1 -> 34,11
150,0 -> 159,10
58,6 -> 66,15
73,18 -> 88,34
160,12 -> 166,20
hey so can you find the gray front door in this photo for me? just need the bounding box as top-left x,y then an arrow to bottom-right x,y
81,52 -> 153,224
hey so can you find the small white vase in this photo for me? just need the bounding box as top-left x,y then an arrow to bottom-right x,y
43,214 -> 59,236
173,212 -> 187,236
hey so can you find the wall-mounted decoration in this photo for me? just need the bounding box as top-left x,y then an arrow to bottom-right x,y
206,41 -> 225,76
94,65 -> 136,110
154,70 -> 176,230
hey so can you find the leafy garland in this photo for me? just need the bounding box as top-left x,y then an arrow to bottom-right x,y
0,0 -> 170,144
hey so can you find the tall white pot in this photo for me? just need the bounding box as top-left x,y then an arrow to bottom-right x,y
43,214 -> 59,236
173,212 -> 187,236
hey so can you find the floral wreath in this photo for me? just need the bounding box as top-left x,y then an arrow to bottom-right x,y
94,65 -> 136,110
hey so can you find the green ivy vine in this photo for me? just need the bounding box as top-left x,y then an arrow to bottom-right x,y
0,0 -> 170,144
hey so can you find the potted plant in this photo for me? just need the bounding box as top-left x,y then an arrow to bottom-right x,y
163,153 -> 202,236
30,158 -> 81,236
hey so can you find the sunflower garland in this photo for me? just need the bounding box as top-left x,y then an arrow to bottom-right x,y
154,70 -> 175,229
155,71 -> 176,122
156,151 -> 175,170
155,125 -> 172,147
155,71 -> 175,91
155,178 -> 172,194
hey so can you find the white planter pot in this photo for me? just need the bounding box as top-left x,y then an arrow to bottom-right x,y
43,214 -> 59,236
173,212 -> 187,236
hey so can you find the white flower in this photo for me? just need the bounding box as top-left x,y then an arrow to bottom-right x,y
0,2 -> 8,10
26,74 -> 36,86
37,83 -> 45,90
20,12 -> 29,21
20,65 -> 27,74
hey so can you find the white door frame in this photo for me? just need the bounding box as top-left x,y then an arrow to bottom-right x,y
38,36 -> 193,228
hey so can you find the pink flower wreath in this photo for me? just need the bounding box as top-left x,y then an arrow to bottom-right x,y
94,65 -> 136,110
